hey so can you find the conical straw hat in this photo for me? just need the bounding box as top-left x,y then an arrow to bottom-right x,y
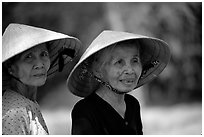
3,23 -> 82,91
67,30 -> 171,97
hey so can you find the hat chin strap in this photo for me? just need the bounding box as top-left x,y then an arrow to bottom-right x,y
50,48 -> 75,72
93,76 -> 128,95
10,74 -> 24,85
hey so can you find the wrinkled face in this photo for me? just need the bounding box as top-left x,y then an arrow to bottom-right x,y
96,43 -> 142,93
11,43 -> 51,87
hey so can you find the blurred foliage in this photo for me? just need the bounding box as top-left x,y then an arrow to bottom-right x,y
126,2 -> 202,105
2,2 -> 202,106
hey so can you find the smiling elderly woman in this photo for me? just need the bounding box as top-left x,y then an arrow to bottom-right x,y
2,23 -> 82,135
66,30 -> 171,135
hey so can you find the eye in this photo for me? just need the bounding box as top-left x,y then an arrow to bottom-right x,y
22,53 -> 33,62
25,53 -> 33,59
133,58 -> 138,62
116,59 -> 123,64
132,57 -> 140,63
41,51 -> 49,57
114,59 -> 124,67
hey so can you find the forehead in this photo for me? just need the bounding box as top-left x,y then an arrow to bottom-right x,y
93,42 -> 140,67
11,43 -> 48,62
113,43 -> 139,54
22,43 -> 48,54
101,42 -> 139,59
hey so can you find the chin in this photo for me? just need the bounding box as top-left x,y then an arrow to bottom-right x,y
122,89 -> 132,93
119,87 -> 135,93
118,82 -> 137,91
37,83 -> 46,87
33,80 -> 46,87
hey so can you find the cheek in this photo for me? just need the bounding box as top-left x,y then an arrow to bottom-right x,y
42,58 -> 51,71
44,59 -> 51,72
15,64 -> 32,79
102,66 -> 121,82
135,66 -> 142,76
132,63 -> 142,76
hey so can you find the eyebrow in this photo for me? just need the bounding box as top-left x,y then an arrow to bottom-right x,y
133,54 -> 140,57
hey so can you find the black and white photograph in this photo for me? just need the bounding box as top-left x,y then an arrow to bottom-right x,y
2,2 -> 202,135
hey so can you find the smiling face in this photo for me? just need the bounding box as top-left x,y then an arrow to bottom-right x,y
10,43 -> 51,87
93,41 -> 142,93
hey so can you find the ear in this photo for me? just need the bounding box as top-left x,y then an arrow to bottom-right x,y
8,65 -> 18,77
93,69 -> 103,79
8,67 -> 13,75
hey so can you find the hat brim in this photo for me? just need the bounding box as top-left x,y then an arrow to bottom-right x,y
2,23 -> 82,91
46,37 -> 82,78
67,30 -> 171,97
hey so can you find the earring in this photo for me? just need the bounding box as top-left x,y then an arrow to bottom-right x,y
96,73 -> 102,79
9,71 -> 13,75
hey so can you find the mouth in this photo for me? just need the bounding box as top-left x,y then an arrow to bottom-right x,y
119,78 -> 136,85
33,73 -> 46,78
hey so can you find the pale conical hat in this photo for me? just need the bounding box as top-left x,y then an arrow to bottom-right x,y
67,30 -> 171,97
2,23 -> 82,91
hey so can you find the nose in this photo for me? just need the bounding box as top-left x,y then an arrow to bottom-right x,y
33,58 -> 44,69
124,63 -> 134,74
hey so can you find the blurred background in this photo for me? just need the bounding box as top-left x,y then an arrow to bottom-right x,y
2,2 -> 202,135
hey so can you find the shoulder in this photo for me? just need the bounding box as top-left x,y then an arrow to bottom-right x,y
125,94 -> 141,108
2,90 -> 35,117
72,94 -> 96,118
72,95 -> 92,112
2,91 -> 30,135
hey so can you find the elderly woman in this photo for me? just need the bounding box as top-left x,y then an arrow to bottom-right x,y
66,30 -> 171,135
2,23 -> 82,135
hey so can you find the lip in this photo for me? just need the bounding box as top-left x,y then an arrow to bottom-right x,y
119,78 -> 136,85
33,73 -> 46,78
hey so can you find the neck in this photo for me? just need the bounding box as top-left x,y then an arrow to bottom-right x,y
96,86 -> 126,118
10,78 -> 38,101
96,86 -> 125,103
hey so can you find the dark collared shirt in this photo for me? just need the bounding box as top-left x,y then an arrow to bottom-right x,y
71,93 -> 143,135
